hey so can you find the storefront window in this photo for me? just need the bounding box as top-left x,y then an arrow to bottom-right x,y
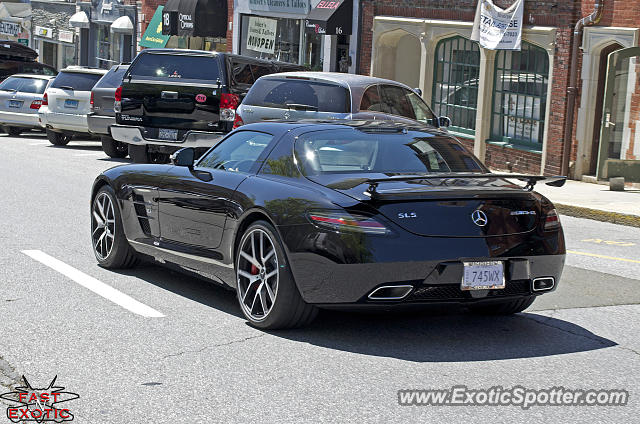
491,41 -> 549,149
96,24 -> 112,69
240,14 -> 301,64
431,36 -> 480,135
62,44 -> 75,68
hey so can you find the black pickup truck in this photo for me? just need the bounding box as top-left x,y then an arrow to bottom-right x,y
111,49 -> 303,163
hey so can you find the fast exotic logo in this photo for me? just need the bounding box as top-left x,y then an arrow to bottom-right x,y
0,376 -> 79,423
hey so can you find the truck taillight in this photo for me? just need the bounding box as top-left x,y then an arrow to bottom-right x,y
114,86 -> 122,113
42,92 -> 48,106
220,93 -> 240,122
30,100 -> 43,110
90,91 -> 94,111
233,111 -> 244,129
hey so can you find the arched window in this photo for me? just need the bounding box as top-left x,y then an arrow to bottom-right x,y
431,36 -> 481,135
491,41 -> 550,149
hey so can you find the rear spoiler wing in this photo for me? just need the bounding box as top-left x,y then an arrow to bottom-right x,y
362,173 -> 566,196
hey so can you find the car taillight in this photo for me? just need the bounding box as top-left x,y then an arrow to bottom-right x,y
233,111 -> 244,129
30,100 -> 43,110
308,211 -> 389,235
220,93 -> 240,122
90,91 -> 94,111
114,86 -> 122,113
543,209 -> 561,231
42,92 -> 48,106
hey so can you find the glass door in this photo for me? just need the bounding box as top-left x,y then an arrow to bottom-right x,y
597,47 -> 640,182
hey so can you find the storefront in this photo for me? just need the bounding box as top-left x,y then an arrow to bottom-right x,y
31,0 -> 77,70
233,0 -> 358,72
161,0 -> 228,52
73,0 -> 137,69
0,2 -> 31,47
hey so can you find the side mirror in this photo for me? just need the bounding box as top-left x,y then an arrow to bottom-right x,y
438,116 -> 451,128
171,147 -> 195,167
413,88 -> 422,97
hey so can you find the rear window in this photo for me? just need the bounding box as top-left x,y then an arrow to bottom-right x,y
95,66 -> 128,88
0,76 -> 48,94
51,71 -> 103,91
128,53 -> 221,81
295,129 -> 483,175
243,78 -> 350,113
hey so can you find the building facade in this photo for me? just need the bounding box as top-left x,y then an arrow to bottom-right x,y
0,2 -> 31,47
31,0 -> 78,70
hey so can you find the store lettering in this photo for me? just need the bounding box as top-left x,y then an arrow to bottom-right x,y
316,1 -> 340,9
248,0 -> 307,11
179,13 -> 193,29
247,35 -> 274,51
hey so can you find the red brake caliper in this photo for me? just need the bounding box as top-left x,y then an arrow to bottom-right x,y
250,264 -> 259,275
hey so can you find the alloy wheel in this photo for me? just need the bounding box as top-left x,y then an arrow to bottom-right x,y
237,229 -> 279,321
91,192 -> 116,260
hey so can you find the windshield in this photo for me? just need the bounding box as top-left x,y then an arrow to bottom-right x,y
95,66 -> 128,88
295,128 -> 484,176
0,76 -> 48,94
127,53 -> 221,81
51,72 -> 103,91
243,78 -> 350,113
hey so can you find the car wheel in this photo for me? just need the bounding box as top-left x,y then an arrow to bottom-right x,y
91,185 -> 138,269
46,129 -> 70,146
101,136 -> 128,158
6,127 -> 22,137
468,296 -> 536,315
128,144 -> 148,163
236,221 -> 318,330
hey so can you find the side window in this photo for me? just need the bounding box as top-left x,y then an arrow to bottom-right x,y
379,85 -> 416,119
231,61 -> 255,85
198,131 -> 274,173
360,85 -> 384,112
405,89 -> 437,124
250,64 -> 274,80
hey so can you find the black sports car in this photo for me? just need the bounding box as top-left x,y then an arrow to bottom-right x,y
91,120 -> 566,329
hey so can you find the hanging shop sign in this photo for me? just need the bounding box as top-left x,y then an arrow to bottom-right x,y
247,0 -> 309,15
162,0 -> 227,37
245,16 -> 277,54
305,0 -> 352,35
35,26 -> 54,39
471,0 -> 524,50
58,30 -> 74,43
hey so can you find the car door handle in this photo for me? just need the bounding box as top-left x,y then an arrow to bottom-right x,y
194,170 -> 213,182
161,91 -> 178,99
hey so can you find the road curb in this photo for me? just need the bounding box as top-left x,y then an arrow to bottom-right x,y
555,203 -> 640,228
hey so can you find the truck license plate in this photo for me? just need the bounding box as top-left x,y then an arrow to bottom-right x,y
461,261 -> 505,290
158,128 -> 178,141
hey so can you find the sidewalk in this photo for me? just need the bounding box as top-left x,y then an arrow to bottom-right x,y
534,180 -> 640,227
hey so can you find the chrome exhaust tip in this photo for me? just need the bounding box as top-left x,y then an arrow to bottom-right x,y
368,285 -> 414,300
532,277 -> 555,292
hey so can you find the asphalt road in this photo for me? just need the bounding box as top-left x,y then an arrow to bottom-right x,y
1,132 -> 639,423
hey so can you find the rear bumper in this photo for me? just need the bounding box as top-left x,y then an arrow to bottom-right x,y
110,124 -> 225,148
0,110 -> 42,128
279,224 -> 566,304
39,109 -> 89,133
88,114 -> 114,136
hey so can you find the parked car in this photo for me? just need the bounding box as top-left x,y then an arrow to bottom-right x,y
88,64 -> 130,158
90,119 -> 566,330
235,72 -> 450,129
39,67 -> 108,145
0,41 -> 57,82
0,74 -> 54,135
110,49 -> 304,163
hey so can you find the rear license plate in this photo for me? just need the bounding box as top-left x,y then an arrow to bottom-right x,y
64,99 -> 79,109
462,261 -> 505,290
8,100 -> 22,108
158,128 -> 178,141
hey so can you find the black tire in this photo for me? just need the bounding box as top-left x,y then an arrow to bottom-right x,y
91,185 -> 138,269
468,296 -> 536,315
6,127 -> 22,137
46,129 -> 70,146
101,136 -> 128,158
235,220 -> 318,330
128,144 -> 148,163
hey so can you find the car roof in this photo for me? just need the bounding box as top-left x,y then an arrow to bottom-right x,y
59,66 -> 108,75
254,72 -> 415,90
239,119 -> 441,135
5,73 -> 56,80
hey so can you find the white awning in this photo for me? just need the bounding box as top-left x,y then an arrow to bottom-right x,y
111,16 -> 133,34
69,11 -> 89,29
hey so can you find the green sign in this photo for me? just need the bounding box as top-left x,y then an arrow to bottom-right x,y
17,38 -> 28,46
139,6 -> 170,48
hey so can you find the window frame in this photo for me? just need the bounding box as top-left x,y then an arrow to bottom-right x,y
431,36 -> 481,136
489,41 -> 550,152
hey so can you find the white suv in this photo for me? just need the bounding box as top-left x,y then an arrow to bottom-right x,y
39,67 -> 107,145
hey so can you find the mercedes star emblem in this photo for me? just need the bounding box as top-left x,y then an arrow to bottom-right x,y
471,210 -> 488,227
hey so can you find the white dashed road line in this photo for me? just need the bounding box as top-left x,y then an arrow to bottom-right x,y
21,249 -> 165,318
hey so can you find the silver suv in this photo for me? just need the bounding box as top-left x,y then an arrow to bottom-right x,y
235,72 -> 449,129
